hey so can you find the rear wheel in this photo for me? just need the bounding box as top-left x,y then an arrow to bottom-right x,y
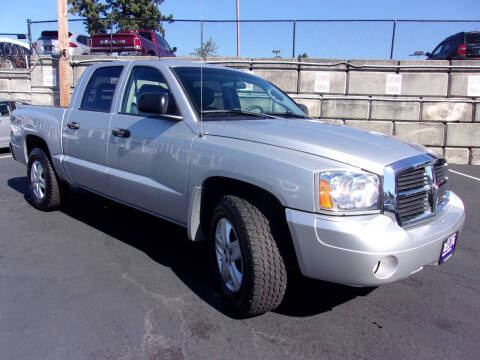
27,148 -> 62,211
209,195 -> 287,317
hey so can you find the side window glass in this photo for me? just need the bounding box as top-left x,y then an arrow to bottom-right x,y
0,103 -> 10,116
442,40 -> 453,57
77,36 -> 88,46
80,66 -> 123,112
139,32 -> 153,41
121,66 -> 179,116
155,34 -> 170,50
431,43 -> 443,57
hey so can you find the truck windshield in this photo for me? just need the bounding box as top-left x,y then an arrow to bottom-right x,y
172,66 -> 307,120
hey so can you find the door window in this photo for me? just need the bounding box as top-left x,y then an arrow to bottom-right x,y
0,103 -> 10,116
80,66 -> 123,112
121,66 -> 179,115
154,34 -> 172,51
77,35 -> 89,46
431,42 -> 443,58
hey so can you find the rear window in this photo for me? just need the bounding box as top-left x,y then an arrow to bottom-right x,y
467,32 -> 480,43
40,31 -> 73,39
139,32 -> 153,41
80,66 -> 123,112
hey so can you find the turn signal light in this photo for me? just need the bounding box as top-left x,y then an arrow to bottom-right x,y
319,179 -> 332,209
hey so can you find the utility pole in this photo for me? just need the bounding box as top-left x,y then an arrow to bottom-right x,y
57,0 -> 70,107
236,0 -> 240,58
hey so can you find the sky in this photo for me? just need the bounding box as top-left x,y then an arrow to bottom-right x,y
1,0 -> 480,59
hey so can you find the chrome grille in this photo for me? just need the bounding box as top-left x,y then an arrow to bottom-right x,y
434,160 -> 448,206
396,166 -> 431,224
384,155 -> 450,227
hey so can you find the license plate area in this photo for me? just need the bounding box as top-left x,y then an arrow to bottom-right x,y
438,233 -> 457,264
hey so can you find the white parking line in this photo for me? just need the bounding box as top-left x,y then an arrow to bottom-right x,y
449,169 -> 480,182
0,155 -> 12,159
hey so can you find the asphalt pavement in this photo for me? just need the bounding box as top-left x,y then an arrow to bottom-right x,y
0,150 -> 479,360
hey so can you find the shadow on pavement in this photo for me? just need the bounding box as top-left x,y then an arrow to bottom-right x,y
8,176 -> 374,319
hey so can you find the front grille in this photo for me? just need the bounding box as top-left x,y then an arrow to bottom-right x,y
397,166 -> 431,224
393,159 -> 449,226
434,160 -> 448,206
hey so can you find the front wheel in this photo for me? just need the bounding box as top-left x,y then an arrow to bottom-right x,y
210,195 -> 287,317
27,148 -> 62,211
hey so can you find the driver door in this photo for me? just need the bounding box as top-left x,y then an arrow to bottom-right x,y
106,65 -> 194,223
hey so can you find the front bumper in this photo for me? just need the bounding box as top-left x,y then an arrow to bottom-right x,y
286,192 -> 465,287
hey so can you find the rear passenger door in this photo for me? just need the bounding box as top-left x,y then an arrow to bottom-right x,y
63,65 -> 124,194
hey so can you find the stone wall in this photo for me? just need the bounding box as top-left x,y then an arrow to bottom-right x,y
1,55 -> 480,164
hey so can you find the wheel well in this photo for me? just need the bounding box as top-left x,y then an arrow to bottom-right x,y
200,177 -> 298,267
25,135 -> 51,161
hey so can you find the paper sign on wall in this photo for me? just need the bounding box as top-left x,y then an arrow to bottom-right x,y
385,74 -> 402,95
468,76 -> 480,97
43,68 -> 56,87
314,72 -> 330,93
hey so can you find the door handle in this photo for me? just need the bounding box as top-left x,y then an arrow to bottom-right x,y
112,128 -> 131,138
67,121 -> 80,130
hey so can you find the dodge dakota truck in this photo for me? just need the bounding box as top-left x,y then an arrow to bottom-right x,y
10,60 -> 465,316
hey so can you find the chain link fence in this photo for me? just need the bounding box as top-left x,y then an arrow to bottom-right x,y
24,18 -> 480,61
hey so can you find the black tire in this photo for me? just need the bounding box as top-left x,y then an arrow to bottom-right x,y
209,195 -> 287,317
27,148 -> 62,211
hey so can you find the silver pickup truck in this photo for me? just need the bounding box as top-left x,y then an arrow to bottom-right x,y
10,60 -> 465,316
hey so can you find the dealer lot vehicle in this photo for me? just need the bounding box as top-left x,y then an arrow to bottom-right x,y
10,60 -> 465,316
0,38 -> 30,69
0,99 -> 16,147
90,30 -> 176,57
426,31 -> 480,60
34,31 -> 90,56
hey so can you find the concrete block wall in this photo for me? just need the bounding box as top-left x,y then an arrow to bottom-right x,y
2,55 -> 480,164
289,58 -> 480,165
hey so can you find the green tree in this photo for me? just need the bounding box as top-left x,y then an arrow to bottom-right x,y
68,0 -> 173,35
297,52 -> 308,60
190,38 -> 219,59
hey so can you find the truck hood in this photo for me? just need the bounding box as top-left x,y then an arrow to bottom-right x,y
203,119 -> 431,174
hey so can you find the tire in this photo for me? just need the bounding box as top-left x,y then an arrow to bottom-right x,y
209,195 -> 287,317
27,148 -> 62,211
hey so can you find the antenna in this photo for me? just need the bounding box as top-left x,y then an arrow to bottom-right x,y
199,6 -> 204,137
200,62 -> 204,136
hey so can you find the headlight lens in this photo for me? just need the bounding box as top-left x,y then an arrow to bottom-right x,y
317,171 -> 381,212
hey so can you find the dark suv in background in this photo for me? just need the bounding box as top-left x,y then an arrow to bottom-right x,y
427,31 -> 480,60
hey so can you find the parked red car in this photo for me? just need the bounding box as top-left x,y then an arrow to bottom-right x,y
89,30 -> 176,57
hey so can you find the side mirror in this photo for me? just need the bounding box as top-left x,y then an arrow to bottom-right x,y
425,52 -> 431,57
138,92 -> 170,115
298,103 -> 309,116
172,46 -> 177,53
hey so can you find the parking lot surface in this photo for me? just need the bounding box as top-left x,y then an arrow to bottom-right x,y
1,150 -> 479,360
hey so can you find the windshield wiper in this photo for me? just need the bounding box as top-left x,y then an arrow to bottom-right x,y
265,111 -> 309,119
201,109 -> 278,119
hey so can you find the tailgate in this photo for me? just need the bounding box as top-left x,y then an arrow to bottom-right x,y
90,34 -> 137,51
467,43 -> 480,58
466,33 -> 480,58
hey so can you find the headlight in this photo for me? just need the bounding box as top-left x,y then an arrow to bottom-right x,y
315,170 -> 381,213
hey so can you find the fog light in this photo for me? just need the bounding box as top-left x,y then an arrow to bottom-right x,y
373,255 -> 398,279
